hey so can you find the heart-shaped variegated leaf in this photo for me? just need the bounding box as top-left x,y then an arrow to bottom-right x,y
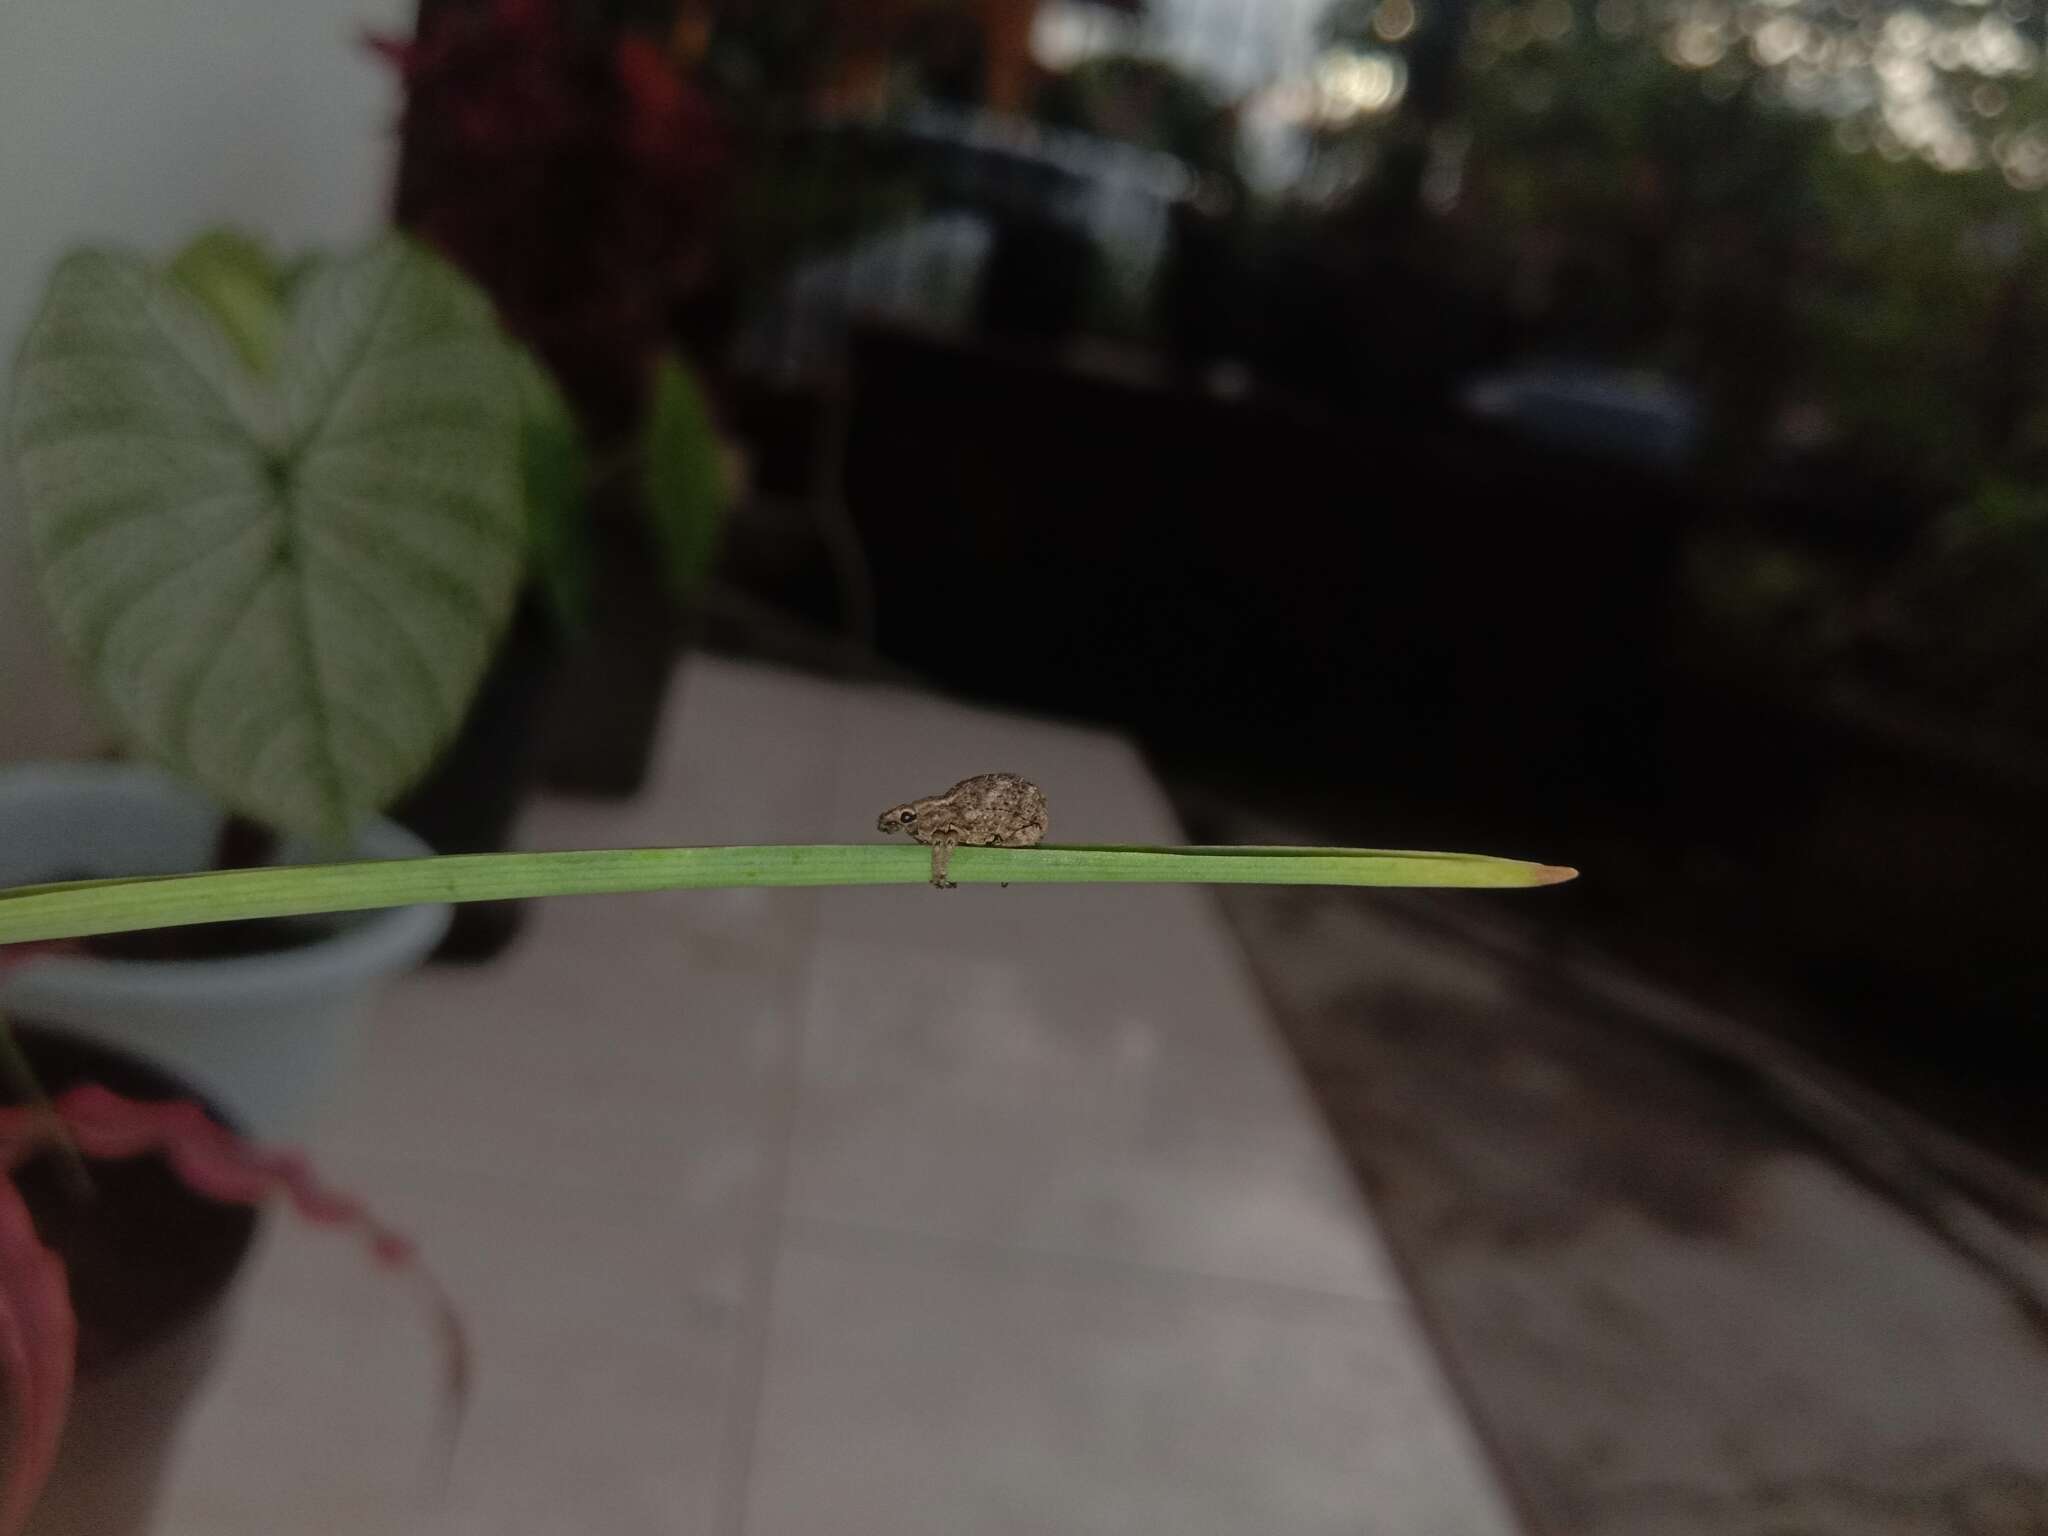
8,234 -> 525,841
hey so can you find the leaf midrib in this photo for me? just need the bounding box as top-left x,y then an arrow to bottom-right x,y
276,247 -> 411,838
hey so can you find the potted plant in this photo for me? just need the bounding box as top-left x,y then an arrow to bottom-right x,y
9,209 -> 735,987
1,228 -> 531,1133
369,0 -> 739,802
0,999 -> 459,1536
0,226 -> 521,1533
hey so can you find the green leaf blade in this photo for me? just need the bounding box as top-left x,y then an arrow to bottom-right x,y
641,353 -> 730,607
0,845 -> 1575,946
512,347 -> 593,632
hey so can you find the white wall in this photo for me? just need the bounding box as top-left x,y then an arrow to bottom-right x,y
0,0 -> 413,761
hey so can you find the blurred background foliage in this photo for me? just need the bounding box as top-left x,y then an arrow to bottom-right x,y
391,0 -> 2048,904
1031,0 -> 2048,748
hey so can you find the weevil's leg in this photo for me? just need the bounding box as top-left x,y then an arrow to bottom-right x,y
930,840 -> 957,889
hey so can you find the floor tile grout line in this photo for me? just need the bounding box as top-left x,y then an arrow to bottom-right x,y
709,688 -> 849,1536
781,1210 -> 1418,1325
707,671 -> 1430,1527
707,974 -> 811,1536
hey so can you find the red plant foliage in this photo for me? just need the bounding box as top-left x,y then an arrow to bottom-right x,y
0,990 -> 464,1535
0,1180 -> 71,1536
368,0 -> 728,438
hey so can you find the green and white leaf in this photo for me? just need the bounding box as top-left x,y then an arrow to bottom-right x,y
8,234 -> 526,842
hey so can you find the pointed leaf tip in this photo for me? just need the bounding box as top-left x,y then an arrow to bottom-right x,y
1536,865 -> 1579,885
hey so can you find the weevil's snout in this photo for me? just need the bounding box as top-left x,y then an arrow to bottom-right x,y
878,806 -> 910,834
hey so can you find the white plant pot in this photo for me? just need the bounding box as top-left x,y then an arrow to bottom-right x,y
0,764 -> 449,1138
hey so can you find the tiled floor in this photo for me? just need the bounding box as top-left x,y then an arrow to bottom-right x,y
153,656 -> 1518,1535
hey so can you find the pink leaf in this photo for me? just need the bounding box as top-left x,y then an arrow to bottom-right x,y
0,1083 -> 467,1516
0,1180 -> 73,1536
0,947 -> 81,1531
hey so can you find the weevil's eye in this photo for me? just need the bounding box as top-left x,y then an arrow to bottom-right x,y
899,809 -> 916,824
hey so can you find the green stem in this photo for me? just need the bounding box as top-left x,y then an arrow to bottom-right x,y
0,843 -> 1575,947
0,1012 -> 94,1205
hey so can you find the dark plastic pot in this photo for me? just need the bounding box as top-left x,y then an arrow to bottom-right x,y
393,596 -> 560,963
536,517 -> 686,802
9,1025 -> 261,1536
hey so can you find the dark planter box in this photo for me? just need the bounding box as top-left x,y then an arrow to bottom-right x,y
393,596 -> 559,963
838,323 -> 1683,829
536,518 -> 687,803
